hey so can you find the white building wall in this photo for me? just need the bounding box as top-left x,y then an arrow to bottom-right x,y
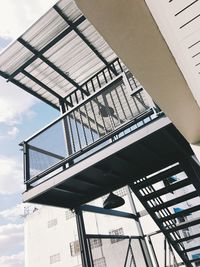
24,189 -> 155,267
25,177 -> 199,267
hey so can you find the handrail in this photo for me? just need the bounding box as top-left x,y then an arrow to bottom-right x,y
21,63 -> 161,186
21,74 -> 123,144
25,108 -> 157,185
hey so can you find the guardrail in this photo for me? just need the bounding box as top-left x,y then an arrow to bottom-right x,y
21,59 -> 163,188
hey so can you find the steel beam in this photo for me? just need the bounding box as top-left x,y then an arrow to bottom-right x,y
151,191 -> 198,212
8,16 -> 86,81
80,204 -> 138,220
54,5 -> 118,76
21,70 -> 63,101
18,38 -> 88,97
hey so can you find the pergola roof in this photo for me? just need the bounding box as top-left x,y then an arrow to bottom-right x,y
0,0 -> 117,109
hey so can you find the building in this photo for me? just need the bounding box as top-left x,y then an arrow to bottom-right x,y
24,179 -> 200,267
23,186 -> 184,267
0,0 -> 200,266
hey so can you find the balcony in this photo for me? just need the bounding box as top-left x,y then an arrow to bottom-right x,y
1,1 -> 199,265
21,59 -> 193,209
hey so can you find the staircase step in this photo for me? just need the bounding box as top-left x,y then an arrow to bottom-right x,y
133,164 -> 182,189
151,191 -> 198,211
166,217 -> 200,233
158,204 -> 200,222
183,245 -> 200,253
142,179 -> 192,200
129,183 -> 193,267
189,258 -> 200,264
177,232 -> 200,243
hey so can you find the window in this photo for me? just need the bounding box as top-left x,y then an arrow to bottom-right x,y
50,253 -> 60,264
182,228 -> 190,240
177,215 -> 186,223
48,218 -> 57,228
94,257 -> 106,267
70,240 -> 80,256
109,227 -> 124,244
89,238 -> 102,249
163,175 -> 177,193
65,209 -> 75,220
193,253 -> 200,267
114,187 -> 127,197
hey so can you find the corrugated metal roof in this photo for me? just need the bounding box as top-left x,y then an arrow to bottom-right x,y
0,0 -> 117,109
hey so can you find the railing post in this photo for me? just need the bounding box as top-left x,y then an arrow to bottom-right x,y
59,100 -> 73,165
75,208 -> 92,267
23,141 -> 30,187
146,235 -> 160,267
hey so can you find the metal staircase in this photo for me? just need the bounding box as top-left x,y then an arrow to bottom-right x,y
129,161 -> 200,267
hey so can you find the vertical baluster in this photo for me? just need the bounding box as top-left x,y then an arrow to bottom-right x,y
94,96 -> 107,135
96,75 -> 101,88
69,94 -> 73,107
117,58 -> 123,73
108,67 -> 113,80
102,69 -> 108,83
120,82 -> 134,117
91,79 -> 96,93
73,111 -> 82,151
75,90 -> 79,105
68,114 -> 76,153
78,107 -> 88,146
114,86 -> 128,120
109,90 -> 121,126
89,100 -> 101,138
84,103 -> 95,142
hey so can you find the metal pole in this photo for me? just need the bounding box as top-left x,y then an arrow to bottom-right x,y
59,100 -> 73,165
126,186 -> 154,267
75,208 -> 92,267
164,238 -> 167,267
147,235 -> 160,267
23,142 -> 30,188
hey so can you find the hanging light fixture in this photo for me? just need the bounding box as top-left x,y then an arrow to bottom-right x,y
103,192 -> 125,209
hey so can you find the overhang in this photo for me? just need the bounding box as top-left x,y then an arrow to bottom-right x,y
75,0 -> 200,144
0,0 -> 117,110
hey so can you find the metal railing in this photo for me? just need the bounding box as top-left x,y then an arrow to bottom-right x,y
86,235 -> 148,267
21,59 -> 163,188
146,231 -> 185,267
64,58 -> 125,109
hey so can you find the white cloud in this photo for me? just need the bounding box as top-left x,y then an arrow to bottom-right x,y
0,224 -> 24,256
0,0 -> 57,39
0,204 -> 25,222
7,127 -> 19,138
0,251 -> 24,267
0,156 -> 24,195
0,77 -> 37,126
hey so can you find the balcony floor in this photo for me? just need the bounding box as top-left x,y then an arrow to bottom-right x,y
23,117 -> 194,209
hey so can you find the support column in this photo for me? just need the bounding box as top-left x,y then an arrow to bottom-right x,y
75,208 -> 92,267
126,186 -> 154,267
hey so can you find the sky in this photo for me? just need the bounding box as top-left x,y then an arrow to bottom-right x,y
0,1 -> 59,266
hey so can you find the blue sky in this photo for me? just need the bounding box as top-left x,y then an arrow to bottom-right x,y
0,1 -> 58,266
